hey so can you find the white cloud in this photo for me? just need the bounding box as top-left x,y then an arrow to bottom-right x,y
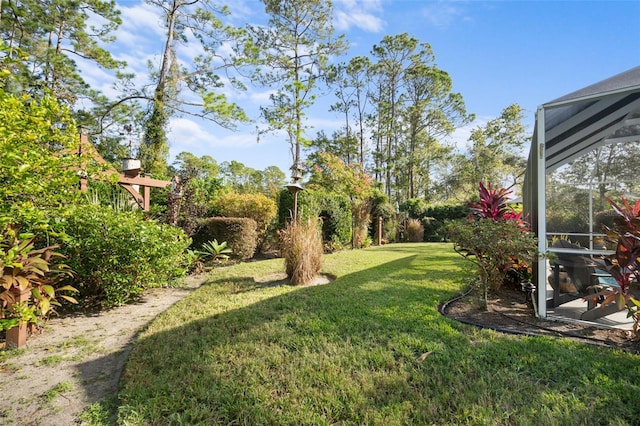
119,3 -> 165,41
334,0 -> 385,32
168,118 -> 257,150
420,1 -> 470,29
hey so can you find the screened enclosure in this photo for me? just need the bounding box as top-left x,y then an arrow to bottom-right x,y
524,66 -> 640,321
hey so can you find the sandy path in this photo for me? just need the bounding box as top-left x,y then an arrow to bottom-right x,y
0,277 -> 203,426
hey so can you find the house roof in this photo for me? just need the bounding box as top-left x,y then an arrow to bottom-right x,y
539,66 -> 640,172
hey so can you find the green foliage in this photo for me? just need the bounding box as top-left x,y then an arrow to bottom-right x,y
400,200 -> 469,241
0,1 -> 124,105
280,218 -> 323,285
0,90 -> 83,231
278,188 -> 352,250
213,192 -> 278,241
0,225 -> 77,331
306,152 -> 374,200
445,219 -> 537,309
55,205 -> 190,308
198,240 -> 233,263
400,198 -> 429,219
192,217 -> 258,261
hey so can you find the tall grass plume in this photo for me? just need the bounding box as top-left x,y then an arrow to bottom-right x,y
280,218 -> 323,285
406,218 -> 424,242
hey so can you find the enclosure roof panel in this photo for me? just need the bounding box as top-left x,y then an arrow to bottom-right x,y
537,66 -> 640,172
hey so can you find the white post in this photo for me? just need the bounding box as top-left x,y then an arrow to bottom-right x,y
536,106 -> 547,318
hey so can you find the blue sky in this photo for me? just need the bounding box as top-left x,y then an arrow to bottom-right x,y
96,0 -> 640,175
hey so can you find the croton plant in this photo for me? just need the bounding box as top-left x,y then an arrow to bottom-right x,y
597,196 -> 640,334
0,225 -> 77,333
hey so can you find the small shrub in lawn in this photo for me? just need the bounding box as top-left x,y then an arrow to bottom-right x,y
445,182 -> 537,309
280,218 -> 323,285
406,218 -> 425,242
192,217 -> 258,260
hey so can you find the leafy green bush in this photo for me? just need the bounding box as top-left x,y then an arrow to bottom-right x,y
213,192 -> 277,246
445,218 -> 537,308
55,205 -> 190,307
278,188 -> 352,250
399,198 -> 429,218
422,217 -> 443,241
280,218 -> 323,285
192,217 -> 258,260
398,200 -> 469,242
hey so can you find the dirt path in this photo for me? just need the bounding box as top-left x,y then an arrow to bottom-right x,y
0,276 -> 204,426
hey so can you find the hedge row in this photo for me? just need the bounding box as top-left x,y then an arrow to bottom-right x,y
191,217 -> 258,260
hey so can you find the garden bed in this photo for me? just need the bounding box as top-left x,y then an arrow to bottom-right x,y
442,286 -> 640,353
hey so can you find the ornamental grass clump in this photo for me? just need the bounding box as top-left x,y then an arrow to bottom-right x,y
406,218 -> 425,242
280,218 -> 323,286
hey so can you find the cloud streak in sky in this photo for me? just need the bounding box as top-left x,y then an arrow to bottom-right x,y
334,0 -> 385,32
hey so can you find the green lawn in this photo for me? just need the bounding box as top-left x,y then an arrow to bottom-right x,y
114,243 -> 640,425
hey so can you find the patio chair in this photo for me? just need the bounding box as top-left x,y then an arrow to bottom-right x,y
547,240 -> 620,321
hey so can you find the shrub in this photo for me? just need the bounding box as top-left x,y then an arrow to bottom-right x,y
55,205 -> 190,308
399,198 -> 429,219
422,217 -> 442,241
445,182 -> 537,309
278,188 -> 352,249
192,217 -> 258,260
397,200 -> 469,242
280,218 -> 323,286
213,192 -> 277,248
406,218 -> 425,242
445,218 -> 538,309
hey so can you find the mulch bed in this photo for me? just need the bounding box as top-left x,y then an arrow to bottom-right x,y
441,286 -> 640,353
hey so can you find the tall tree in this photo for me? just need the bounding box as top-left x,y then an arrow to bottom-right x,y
401,56 -> 473,200
346,56 -> 372,166
112,0 -> 249,177
325,56 -> 372,166
0,0 -> 124,104
249,0 -> 347,181
369,33 -> 418,198
449,104 -> 527,198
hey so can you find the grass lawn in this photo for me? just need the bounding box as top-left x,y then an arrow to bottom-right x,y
114,243 -> 640,425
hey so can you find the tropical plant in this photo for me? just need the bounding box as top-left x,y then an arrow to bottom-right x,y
446,182 -> 537,308
0,225 -> 77,333
198,240 -> 233,263
469,182 -> 523,224
596,196 -> 640,333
